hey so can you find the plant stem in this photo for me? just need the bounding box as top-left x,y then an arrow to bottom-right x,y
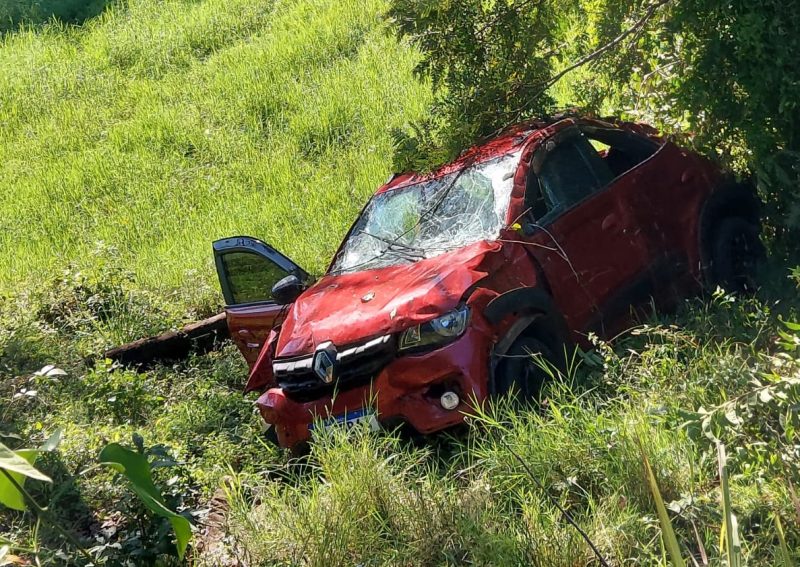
0,469 -> 94,564
500,436 -> 612,567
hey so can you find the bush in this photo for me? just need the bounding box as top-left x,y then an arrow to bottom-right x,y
0,0 -> 112,33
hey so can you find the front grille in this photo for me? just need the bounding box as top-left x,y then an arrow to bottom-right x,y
273,335 -> 396,402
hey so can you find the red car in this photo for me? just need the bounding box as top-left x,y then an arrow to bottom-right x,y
213,115 -> 763,449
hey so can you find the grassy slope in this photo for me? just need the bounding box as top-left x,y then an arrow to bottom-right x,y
2,1 -> 800,566
0,0 -> 429,300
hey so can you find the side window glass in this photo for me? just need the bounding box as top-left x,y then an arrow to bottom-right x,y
582,127 -> 660,178
219,251 -> 289,305
539,137 -> 602,211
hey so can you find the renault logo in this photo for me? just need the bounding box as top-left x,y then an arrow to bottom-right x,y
313,341 -> 338,384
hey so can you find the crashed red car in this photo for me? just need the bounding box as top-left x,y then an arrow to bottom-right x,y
212,115 -> 763,449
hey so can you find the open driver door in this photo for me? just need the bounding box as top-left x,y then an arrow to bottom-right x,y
213,236 -> 310,368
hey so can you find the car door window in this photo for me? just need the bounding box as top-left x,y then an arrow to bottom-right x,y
213,236 -> 308,306
527,130 -> 614,220
219,251 -> 288,304
580,125 -> 660,178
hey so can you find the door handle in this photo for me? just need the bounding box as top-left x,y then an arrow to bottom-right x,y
601,213 -> 620,232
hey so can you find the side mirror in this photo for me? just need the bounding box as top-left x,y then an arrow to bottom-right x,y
271,274 -> 306,305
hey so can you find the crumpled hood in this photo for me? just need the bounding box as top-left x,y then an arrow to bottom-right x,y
275,240 -> 503,358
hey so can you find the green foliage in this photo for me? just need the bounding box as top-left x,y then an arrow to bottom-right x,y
582,0 -> 800,238
99,442 -> 192,560
0,444 -> 49,511
0,0 -> 112,33
775,514 -> 795,567
639,439 -> 686,567
0,429 -> 61,511
0,0 -> 430,300
388,0 -> 570,169
0,261 -> 263,564
3,0 -> 800,564
718,443 -> 743,567
390,0 -> 800,238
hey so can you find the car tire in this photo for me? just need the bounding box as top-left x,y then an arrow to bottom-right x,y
494,336 -> 554,401
709,217 -> 765,293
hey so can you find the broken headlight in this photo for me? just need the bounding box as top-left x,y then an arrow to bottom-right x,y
398,307 -> 470,353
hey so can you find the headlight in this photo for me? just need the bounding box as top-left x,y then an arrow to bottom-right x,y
398,307 -> 470,352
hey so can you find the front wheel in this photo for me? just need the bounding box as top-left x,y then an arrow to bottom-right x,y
494,336 -> 555,402
709,217 -> 765,293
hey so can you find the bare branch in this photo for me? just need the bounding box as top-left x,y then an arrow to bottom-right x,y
541,0 -> 671,92
505,0 -> 673,120
499,437 -> 612,567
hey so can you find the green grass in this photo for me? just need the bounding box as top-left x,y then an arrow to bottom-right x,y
3,255 -> 800,564
0,0 -> 430,304
224,291 -> 800,566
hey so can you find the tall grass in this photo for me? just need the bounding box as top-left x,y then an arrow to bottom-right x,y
211,285 -> 800,566
0,0 -> 430,305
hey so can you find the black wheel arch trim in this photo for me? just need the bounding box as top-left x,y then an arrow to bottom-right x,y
485,287 -> 570,355
485,287 -> 571,395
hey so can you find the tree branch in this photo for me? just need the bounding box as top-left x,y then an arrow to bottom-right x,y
546,0 -> 671,90
516,0 -> 673,117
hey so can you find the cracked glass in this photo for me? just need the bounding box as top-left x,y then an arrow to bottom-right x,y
330,152 -> 521,274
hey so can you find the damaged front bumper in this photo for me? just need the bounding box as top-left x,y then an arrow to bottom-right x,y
255,326 -> 493,448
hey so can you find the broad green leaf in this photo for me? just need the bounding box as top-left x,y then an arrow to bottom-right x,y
99,443 -> 191,560
774,514 -> 794,567
639,441 -> 686,567
0,448 -> 46,511
0,442 -> 49,481
782,320 -> 800,331
718,444 -> 742,567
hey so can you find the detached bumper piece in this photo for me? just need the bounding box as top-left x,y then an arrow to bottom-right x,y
273,334 -> 395,402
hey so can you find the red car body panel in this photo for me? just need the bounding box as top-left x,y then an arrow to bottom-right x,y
225,303 -> 286,367
216,116 -> 729,449
276,239 -> 522,358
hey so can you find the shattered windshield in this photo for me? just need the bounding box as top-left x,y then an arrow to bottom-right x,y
330,152 -> 521,274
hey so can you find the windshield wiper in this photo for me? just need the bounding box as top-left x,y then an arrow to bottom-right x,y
359,230 -> 426,258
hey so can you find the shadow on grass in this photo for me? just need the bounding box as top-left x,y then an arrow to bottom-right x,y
0,0 -> 115,34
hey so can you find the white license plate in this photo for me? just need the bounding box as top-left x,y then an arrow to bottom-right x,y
309,408 -> 379,431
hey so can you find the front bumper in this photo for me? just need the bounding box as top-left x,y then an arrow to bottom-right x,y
256,327 -> 492,448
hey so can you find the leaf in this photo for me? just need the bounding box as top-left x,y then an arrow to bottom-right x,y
774,514 -> 794,567
0,443 -> 49,481
41,429 -> 62,453
718,444 -> 742,567
725,408 -> 743,426
0,448 -> 46,511
782,320 -> 800,331
99,443 -> 191,560
34,365 -> 66,378
639,439 -> 686,567
0,546 -> 27,565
